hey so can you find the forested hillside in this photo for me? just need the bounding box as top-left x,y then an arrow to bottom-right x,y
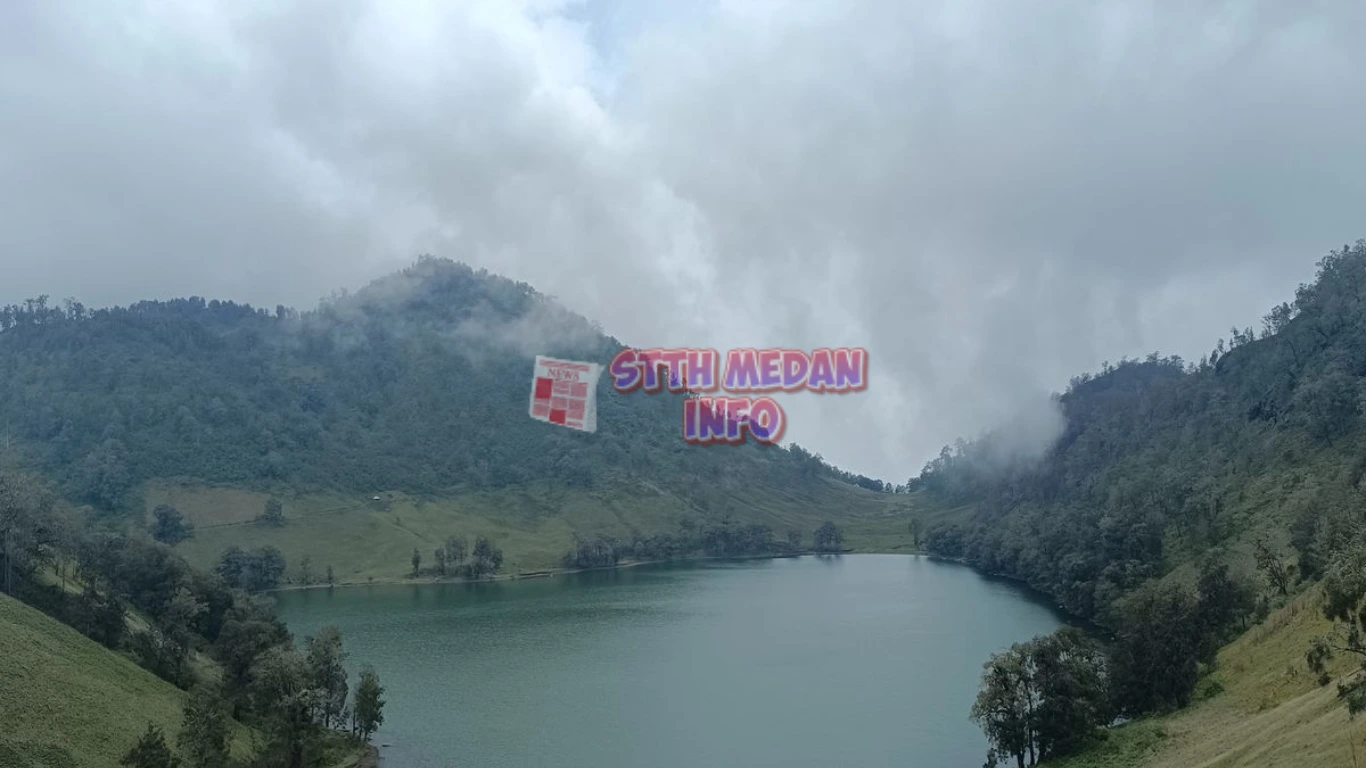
0,255 -> 906,762
0,468 -> 377,767
918,241 -> 1366,626
0,257 -> 883,514
920,241 -> 1366,765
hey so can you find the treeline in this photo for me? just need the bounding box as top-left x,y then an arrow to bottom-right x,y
0,258 -> 883,515
972,549 -> 1263,766
0,469 -> 385,767
413,535 -> 505,580
149,498 -> 299,592
560,519 -> 846,569
120,627 -> 386,768
920,243 -> 1366,625
1304,477 -> 1366,714
186,499 -> 509,588
786,444 -> 895,492
912,241 -> 1366,760
216,545 -> 289,592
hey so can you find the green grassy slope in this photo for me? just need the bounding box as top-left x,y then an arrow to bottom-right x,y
0,593 -> 252,768
1049,588 -> 1365,768
149,477 -> 918,582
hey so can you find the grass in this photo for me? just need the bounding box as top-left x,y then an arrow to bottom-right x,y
1048,587 -> 1366,768
1045,722 -> 1169,768
0,593 -> 253,768
0,592 -> 371,768
147,477 -> 920,584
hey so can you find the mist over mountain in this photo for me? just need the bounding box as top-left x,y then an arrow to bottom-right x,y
918,240 -> 1366,622
6,1 -> 1365,481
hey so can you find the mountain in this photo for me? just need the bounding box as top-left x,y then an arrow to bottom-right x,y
0,258 -> 902,766
918,240 -> 1366,624
0,257 -> 908,580
914,240 -> 1366,766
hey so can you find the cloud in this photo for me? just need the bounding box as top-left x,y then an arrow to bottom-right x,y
2,0 -> 1364,480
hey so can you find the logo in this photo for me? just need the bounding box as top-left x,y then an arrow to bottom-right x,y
528,356 -> 602,433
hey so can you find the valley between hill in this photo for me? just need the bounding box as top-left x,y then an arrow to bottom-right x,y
10,245 -> 1366,767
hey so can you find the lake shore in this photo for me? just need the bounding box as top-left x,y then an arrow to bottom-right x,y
265,548 -> 872,594
272,551 -> 1055,768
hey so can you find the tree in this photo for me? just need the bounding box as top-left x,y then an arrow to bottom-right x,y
445,536 -> 467,568
215,546 -> 249,589
325,564 -> 335,588
130,627 -> 184,686
152,505 -> 194,544
972,645 -> 1031,768
249,645 -> 324,768
259,498 -> 284,527
217,545 -> 289,592
352,666 -> 385,744
786,529 -> 802,551
1029,629 -> 1110,758
561,534 -> 623,569
298,555 -> 313,586
1293,372 -> 1360,442
250,546 -> 288,591
122,724 -> 180,768
971,627 -> 1109,767
163,586 -> 208,684
813,521 -> 844,553
434,546 -> 447,576
1308,536 -> 1366,712
0,470 -> 61,595
410,548 -> 421,578
79,439 -> 133,511
1108,583 -> 1203,715
908,518 -> 922,549
469,537 -> 504,579
1253,536 -> 1292,596
72,584 -> 127,648
1194,556 -> 1256,659
179,686 -> 231,768
214,595 -> 290,703
305,626 -> 349,729
1262,301 -> 1296,337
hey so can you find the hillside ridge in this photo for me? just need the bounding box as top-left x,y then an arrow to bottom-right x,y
0,257 -> 888,512
0,592 -> 248,768
916,240 -> 1366,766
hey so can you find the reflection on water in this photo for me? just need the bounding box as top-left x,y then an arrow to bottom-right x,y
276,554 -> 1064,768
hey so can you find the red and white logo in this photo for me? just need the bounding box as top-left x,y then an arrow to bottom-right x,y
528,356 -> 602,433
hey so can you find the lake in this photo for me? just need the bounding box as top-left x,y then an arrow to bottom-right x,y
275,554 -> 1065,768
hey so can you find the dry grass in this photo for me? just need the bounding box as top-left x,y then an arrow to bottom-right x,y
1051,588 -> 1366,768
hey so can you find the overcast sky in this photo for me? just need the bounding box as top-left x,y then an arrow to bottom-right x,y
3,0 -> 1364,482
